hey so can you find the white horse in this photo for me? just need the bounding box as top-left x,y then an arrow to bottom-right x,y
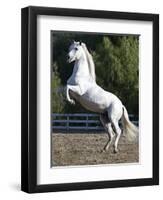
66,41 -> 138,153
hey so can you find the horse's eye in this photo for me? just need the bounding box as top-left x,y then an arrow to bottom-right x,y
75,47 -> 78,51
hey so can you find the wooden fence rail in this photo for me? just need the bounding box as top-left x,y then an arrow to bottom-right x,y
52,113 -> 138,132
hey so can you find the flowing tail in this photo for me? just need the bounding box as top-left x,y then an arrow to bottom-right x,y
121,106 -> 138,142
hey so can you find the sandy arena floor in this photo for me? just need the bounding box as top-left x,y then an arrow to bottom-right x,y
51,132 -> 139,166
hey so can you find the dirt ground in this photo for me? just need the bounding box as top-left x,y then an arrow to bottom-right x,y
51,132 -> 139,167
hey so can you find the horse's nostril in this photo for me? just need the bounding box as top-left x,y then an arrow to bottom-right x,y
67,55 -> 71,63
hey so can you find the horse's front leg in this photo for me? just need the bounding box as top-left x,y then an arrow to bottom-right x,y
66,84 -> 82,105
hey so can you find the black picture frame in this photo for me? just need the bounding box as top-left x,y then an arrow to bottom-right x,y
21,6 -> 159,193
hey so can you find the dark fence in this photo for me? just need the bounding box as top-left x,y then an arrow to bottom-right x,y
52,113 -> 138,132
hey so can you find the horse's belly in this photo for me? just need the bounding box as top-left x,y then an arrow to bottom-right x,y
79,98 -> 105,113
78,91 -> 108,113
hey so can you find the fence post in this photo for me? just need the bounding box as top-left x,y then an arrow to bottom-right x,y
67,114 -> 69,131
86,115 -> 88,131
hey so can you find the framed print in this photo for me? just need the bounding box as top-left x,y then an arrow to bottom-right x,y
21,6 -> 159,193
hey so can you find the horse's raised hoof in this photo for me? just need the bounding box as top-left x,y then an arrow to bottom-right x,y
70,99 -> 75,105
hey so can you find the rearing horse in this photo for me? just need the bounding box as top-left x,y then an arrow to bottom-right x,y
66,41 -> 138,153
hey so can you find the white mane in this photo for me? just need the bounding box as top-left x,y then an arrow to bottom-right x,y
81,43 -> 96,82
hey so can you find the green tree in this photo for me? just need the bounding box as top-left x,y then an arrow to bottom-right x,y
52,62 -> 65,113
93,36 -> 139,114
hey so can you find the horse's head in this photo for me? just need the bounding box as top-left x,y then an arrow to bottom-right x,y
67,41 -> 84,63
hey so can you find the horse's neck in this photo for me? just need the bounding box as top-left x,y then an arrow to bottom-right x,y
72,56 -> 90,77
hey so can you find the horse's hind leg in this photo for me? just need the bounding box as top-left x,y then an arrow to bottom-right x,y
103,123 -> 114,152
111,119 -> 122,153
100,114 -> 114,152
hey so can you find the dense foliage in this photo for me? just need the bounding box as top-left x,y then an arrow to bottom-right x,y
51,32 -> 139,115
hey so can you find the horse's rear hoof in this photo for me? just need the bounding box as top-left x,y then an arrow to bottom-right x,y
100,149 -> 105,153
101,148 -> 107,153
113,149 -> 119,153
102,147 -> 110,153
